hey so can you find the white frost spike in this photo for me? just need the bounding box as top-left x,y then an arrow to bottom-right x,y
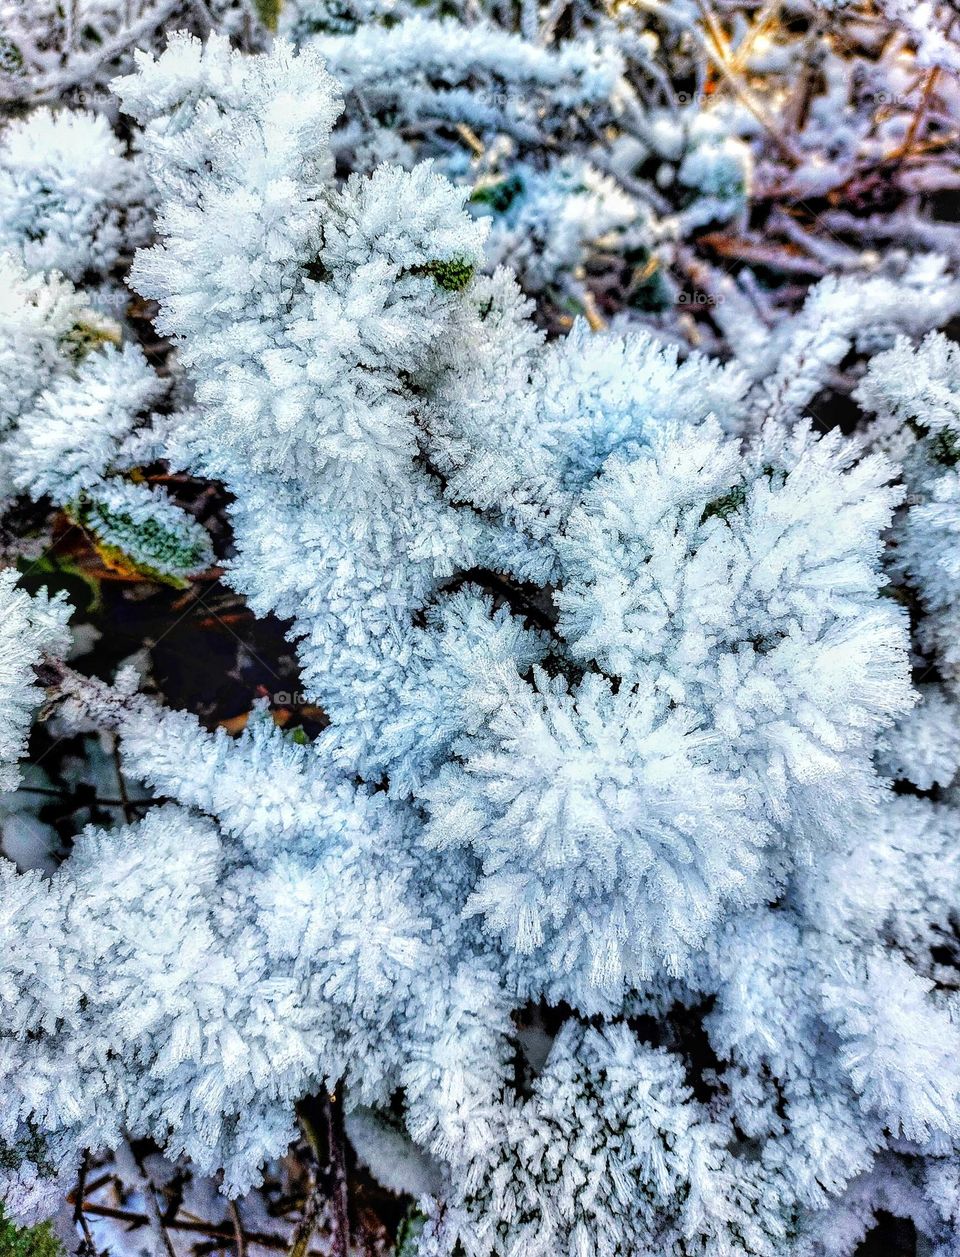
0,108 -> 149,281
0,571 -> 71,793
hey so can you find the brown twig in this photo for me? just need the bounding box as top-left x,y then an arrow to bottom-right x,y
729,0 -> 781,72
890,66 -> 941,160
693,0 -> 803,165
698,232 -> 829,276
72,1152 -> 99,1256
886,11 -> 956,161
75,1202 -> 316,1253
229,1201 -> 248,1257
292,1091 -> 351,1257
325,1091 -> 350,1257
286,1184 -> 326,1257
131,1158 -> 177,1257
67,1171 -> 115,1203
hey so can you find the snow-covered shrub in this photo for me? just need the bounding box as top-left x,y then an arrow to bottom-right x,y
0,253 -> 212,581
0,0 -> 269,107
2,4 -> 960,1257
0,108 -> 149,281
304,16 -> 627,153
474,158 -> 640,294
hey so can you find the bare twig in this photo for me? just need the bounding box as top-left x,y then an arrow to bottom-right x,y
72,1152 -> 99,1257
692,0 -> 804,165
292,1092 -> 350,1257
889,65 -> 941,160
729,0 -> 781,72
325,1091 -> 350,1257
124,1142 -> 177,1257
3,0 -> 181,105
229,1201 -> 248,1257
699,232 -> 830,276
76,1202 -> 320,1253
287,1185 -> 326,1257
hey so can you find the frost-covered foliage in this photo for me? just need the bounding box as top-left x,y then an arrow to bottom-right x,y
0,572 -> 70,792
0,254 -> 212,581
305,15 -> 626,149
0,0 -> 269,107
2,3 -> 960,1257
0,108 -> 149,280
474,158 -> 639,294
858,333 -> 960,692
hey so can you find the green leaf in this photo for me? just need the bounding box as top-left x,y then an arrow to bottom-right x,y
0,1207 -> 64,1257
413,257 -> 476,292
470,173 -> 525,215
252,0 -> 283,30
396,1206 -> 427,1257
70,490 -> 212,587
700,483 -> 747,525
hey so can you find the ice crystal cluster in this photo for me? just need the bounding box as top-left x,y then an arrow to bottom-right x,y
0,254 -> 211,581
2,2 -> 960,1256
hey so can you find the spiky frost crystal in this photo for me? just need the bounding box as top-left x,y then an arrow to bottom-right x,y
0,253 -> 212,580
0,108 -> 149,280
0,572 -> 70,792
